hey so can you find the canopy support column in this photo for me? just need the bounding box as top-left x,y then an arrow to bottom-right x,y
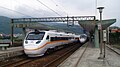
94,25 -> 99,48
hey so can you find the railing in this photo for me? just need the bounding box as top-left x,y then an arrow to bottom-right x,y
0,43 -> 10,50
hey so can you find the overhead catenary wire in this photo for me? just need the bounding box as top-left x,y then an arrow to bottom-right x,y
0,6 -> 33,18
14,0 -> 45,16
36,0 -> 62,17
50,0 -> 69,16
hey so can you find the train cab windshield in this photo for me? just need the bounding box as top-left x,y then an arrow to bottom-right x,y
26,32 -> 45,40
80,34 -> 87,38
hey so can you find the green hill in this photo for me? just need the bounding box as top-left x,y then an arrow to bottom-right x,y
0,16 -> 10,34
0,16 -> 23,34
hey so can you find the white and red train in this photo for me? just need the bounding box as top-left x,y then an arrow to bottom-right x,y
23,30 -> 87,57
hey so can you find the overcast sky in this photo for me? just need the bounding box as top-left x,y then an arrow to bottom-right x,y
0,0 -> 119,27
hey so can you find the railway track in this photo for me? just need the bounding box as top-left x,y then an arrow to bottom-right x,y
74,42 -> 88,67
0,54 -> 27,67
44,42 -> 81,67
106,45 -> 120,55
1,42 -> 82,67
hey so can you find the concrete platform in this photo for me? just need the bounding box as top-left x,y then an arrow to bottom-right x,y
58,42 -> 120,67
0,46 -> 24,61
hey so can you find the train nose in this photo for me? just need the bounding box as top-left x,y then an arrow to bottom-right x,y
24,47 -> 46,57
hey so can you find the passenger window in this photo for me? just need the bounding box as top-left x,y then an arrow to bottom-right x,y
46,35 -> 49,40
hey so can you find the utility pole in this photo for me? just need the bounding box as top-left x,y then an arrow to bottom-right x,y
103,30 -> 107,58
11,19 -> 14,46
107,27 -> 110,45
97,7 -> 104,59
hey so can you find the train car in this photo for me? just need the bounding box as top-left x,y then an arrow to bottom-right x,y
79,34 -> 88,43
23,30 -> 77,57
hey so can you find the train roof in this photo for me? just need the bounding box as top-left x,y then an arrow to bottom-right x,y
27,30 -> 76,36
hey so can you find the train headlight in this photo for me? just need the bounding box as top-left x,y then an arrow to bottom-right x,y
36,41 -> 41,44
25,41 -> 28,44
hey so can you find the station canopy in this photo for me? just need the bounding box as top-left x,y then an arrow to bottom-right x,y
78,19 -> 116,33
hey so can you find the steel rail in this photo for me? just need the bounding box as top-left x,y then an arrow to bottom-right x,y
43,43 -> 80,67
106,45 -> 120,55
74,42 -> 89,67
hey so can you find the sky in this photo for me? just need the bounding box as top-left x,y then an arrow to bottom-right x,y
0,0 -> 119,27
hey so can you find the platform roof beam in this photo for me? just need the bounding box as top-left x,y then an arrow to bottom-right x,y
12,16 -> 95,23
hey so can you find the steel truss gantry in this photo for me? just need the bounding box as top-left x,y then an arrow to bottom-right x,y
12,16 -> 95,23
